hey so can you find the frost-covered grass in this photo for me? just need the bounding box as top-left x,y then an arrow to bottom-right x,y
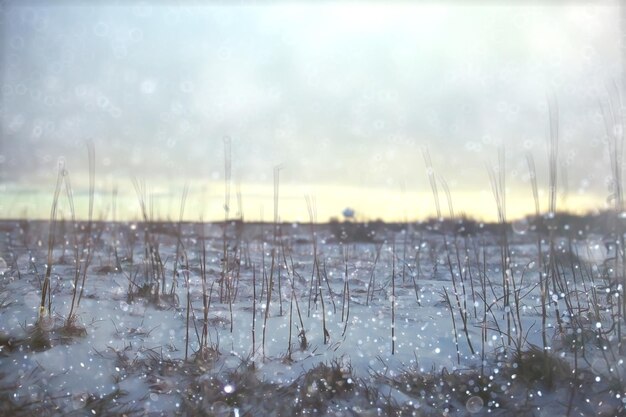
0,218 -> 625,416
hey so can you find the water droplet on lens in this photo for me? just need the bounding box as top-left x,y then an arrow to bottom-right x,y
466,395 -> 484,413
211,401 -> 231,417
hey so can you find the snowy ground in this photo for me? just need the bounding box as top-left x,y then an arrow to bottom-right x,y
0,220 -> 625,416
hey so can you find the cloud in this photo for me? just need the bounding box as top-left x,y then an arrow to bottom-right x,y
0,2 -> 620,220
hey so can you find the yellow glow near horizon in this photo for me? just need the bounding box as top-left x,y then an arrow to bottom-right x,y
0,179 -> 608,223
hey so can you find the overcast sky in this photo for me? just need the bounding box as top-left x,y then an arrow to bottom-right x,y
0,2 -> 622,221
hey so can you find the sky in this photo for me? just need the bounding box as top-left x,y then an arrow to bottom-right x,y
0,1 -> 623,222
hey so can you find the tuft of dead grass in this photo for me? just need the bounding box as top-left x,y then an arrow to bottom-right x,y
374,346 -> 624,416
